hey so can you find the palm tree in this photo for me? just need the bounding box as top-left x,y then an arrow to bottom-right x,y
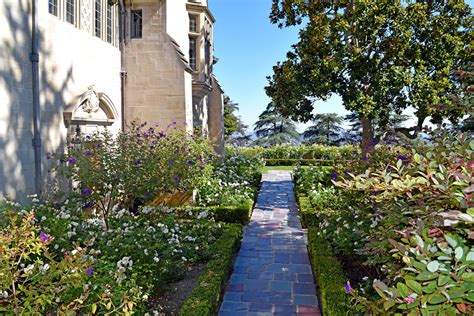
254,103 -> 300,146
303,113 -> 344,145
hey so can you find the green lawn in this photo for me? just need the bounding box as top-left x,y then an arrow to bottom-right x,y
262,165 -> 296,173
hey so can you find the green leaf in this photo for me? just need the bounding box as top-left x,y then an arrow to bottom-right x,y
427,261 -> 440,272
406,279 -> 423,295
467,208 -> 474,217
437,275 -> 450,286
446,288 -> 465,299
413,235 -> 425,249
466,250 -> 474,262
428,293 -> 447,304
383,299 -> 396,310
416,271 -> 437,281
91,304 -> 97,314
454,247 -> 464,261
422,281 -> 437,294
461,272 -> 474,282
397,282 -> 410,297
444,234 -> 457,248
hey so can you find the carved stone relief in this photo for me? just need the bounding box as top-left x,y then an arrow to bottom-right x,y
80,0 -> 92,34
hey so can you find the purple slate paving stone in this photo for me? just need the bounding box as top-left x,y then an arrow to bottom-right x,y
219,171 -> 320,315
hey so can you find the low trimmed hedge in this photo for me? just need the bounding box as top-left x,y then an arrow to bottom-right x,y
308,228 -> 356,315
174,204 -> 253,225
296,193 -> 318,228
210,205 -> 253,224
179,224 -> 243,316
264,158 -> 343,166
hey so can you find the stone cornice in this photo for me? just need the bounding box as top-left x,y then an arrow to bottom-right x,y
186,2 -> 216,23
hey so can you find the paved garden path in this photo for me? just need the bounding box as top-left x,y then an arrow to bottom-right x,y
218,171 -> 321,316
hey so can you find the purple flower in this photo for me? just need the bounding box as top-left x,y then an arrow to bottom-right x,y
134,160 -> 141,166
188,160 -> 195,166
404,296 -> 415,304
84,201 -> 94,208
362,155 -> 367,161
145,192 -> 152,199
345,281 -> 353,293
159,131 -> 166,137
344,170 -> 349,177
54,202 -> 62,209
352,150 -> 358,155
397,155 -> 407,161
86,268 -> 94,275
39,232 -> 50,243
174,176 -> 181,183
81,187 -> 92,196
331,172 -> 339,180
84,151 -> 92,157
68,157 -> 76,165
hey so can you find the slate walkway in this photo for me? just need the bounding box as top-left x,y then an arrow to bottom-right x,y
218,171 -> 321,316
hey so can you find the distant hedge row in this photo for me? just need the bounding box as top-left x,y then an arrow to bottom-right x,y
227,144 -> 359,161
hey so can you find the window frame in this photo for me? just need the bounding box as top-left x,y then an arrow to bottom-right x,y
95,0 -> 102,38
189,36 -> 197,71
65,0 -> 76,25
48,0 -> 59,16
130,10 -> 143,39
106,3 -> 113,43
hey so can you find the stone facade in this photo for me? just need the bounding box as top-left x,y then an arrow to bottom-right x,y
0,0 -> 224,202
124,0 -> 224,149
0,0 -> 121,202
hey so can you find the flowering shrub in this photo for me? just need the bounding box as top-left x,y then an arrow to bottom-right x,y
197,153 -> 263,206
295,131 -> 474,314
0,199 -> 235,314
49,123 -> 214,228
0,211 -> 91,314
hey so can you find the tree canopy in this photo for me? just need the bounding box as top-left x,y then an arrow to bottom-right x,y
303,113 -> 344,145
266,0 -> 473,154
254,103 -> 300,146
223,95 -> 247,141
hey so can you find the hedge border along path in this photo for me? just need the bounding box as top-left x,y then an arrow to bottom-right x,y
218,171 -> 321,316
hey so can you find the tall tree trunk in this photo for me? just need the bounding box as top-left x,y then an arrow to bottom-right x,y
361,115 -> 374,157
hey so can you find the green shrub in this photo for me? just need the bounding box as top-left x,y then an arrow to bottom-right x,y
179,225 -> 242,316
264,158 -> 342,166
296,193 -> 317,228
307,228 -> 357,316
172,204 -> 253,225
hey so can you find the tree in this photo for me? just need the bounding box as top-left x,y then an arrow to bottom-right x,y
266,0 -> 472,156
254,103 -> 300,146
223,95 -> 248,141
303,113 -> 344,145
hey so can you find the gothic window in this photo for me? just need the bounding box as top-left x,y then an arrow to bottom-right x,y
48,0 -> 58,16
65,0 -> 75,24
106,4 -> 113,43
131,10 -> 143,39
189,37 -> 197,70
189,15 -> 197,33
95,0 -> 102,38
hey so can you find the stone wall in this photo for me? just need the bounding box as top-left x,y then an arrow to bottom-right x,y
124,0 -> 193,129
0,0 -> 121,201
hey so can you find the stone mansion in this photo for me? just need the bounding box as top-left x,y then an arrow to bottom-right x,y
0,0 -> 225,201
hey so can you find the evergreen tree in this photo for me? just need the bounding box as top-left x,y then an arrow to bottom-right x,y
254,103 -> 300,146
303,113 -> 344,145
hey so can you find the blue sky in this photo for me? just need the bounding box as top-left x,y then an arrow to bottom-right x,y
209,0 -> 473,132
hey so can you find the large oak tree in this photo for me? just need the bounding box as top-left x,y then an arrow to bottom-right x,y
266,0 -> 472,155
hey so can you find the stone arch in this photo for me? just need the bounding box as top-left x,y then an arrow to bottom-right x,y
63,85 -> 119,142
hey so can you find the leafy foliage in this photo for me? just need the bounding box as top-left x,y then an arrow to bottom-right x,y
254,103 -> 300,146
267,0 -> 472,154
303,113 -> 344,145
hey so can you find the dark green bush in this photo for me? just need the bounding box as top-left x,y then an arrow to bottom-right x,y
179,225 -> 242,316
210,204 -> 253,225
264,158 -> 341,166
308,228 -> 356,316
173,204 -> 253,225
296,193 -> 317,228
